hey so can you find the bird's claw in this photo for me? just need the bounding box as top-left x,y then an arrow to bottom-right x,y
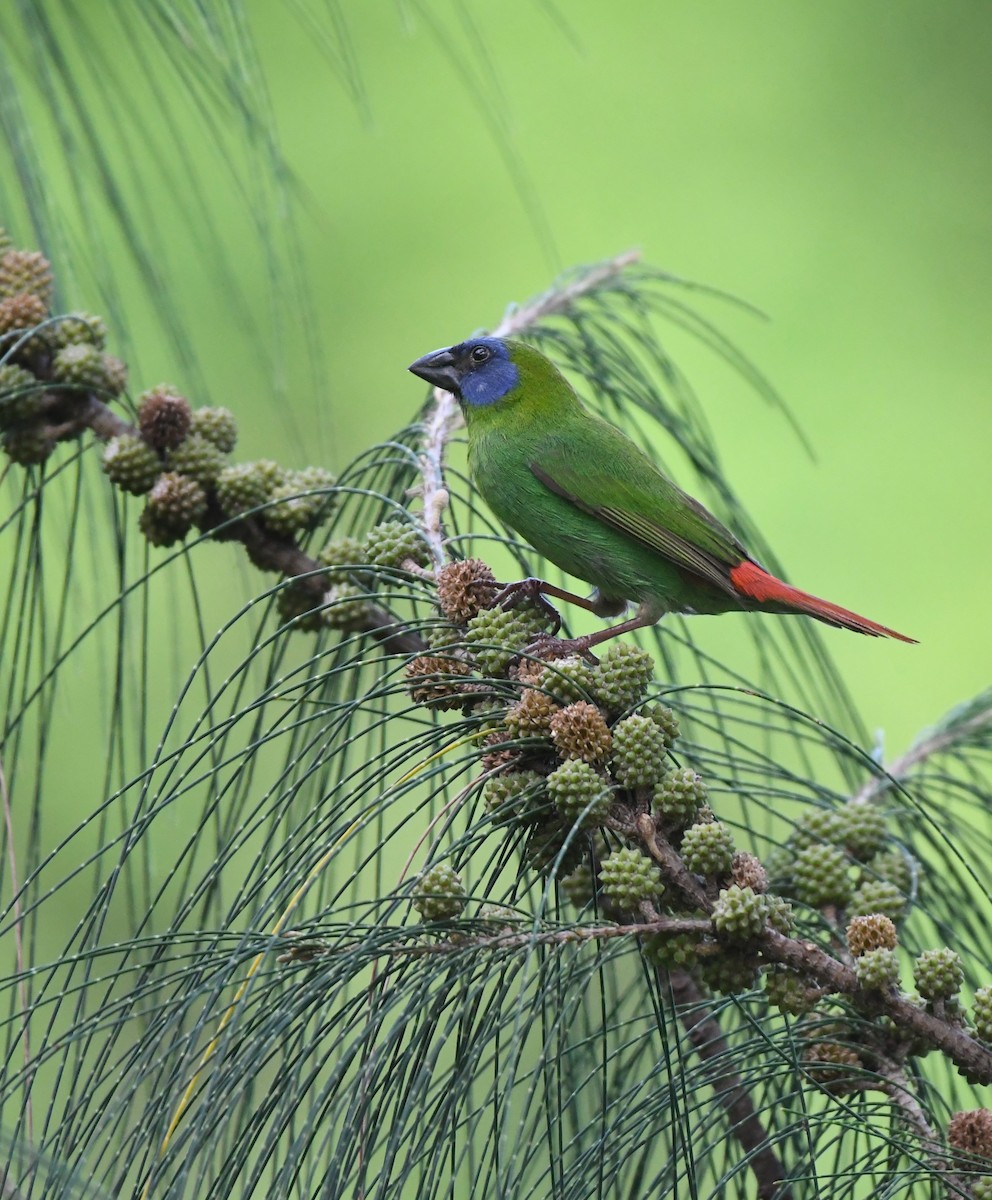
516,632 -> 598,666
490,577 -> 562,634
468,576 -> 501,600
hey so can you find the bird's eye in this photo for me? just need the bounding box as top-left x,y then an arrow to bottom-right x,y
470,345 -> 491,364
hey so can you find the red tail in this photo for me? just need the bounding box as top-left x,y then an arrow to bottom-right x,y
728,560 -> 916,643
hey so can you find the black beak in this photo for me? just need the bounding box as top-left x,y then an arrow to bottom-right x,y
408,347 -> 461,396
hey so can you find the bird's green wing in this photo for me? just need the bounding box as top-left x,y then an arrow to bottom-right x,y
529,419 -> 751,598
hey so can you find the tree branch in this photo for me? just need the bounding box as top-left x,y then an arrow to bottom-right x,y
853,692 -> 992,803
33,394 -> 427,656
763,928 -> 992,1083
665,966 -> 794,1200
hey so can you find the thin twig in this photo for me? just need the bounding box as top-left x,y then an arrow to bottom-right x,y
297,912 -> 992,1085
874,1056 -> 945,1163
873,1056 -> 978,1199
495,250 -> 641,337
854,699 -> 992,803
279,914 -> 707,964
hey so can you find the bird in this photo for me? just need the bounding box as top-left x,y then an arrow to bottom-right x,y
408,336 -> 915,652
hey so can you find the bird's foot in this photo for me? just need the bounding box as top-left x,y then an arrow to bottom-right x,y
466,576 -> 501,604
490,577 -> 562,634
516,632 -> 598,666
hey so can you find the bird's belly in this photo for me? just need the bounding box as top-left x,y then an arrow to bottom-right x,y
481,482 -> 716,612
470,436 -> 739,617
522,520 -> 671,603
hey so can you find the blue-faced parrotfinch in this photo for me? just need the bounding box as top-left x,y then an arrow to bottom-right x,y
409,337 -> 914,651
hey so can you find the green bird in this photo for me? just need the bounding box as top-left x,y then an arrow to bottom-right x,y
409,337 -> 914,650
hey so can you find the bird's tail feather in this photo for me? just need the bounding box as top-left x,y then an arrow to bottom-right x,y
728,560 -> 917,643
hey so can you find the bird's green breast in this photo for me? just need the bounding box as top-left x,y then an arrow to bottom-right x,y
468,419 -> 618,586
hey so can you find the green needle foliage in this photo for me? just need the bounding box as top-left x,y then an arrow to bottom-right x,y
1,11 -> 992,1200
3,228 -> 992,1200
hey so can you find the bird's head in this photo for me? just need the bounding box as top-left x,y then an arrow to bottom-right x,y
408,337 -> 519,408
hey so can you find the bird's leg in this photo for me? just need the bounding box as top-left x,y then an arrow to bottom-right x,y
490,577 -> 561,632
493,577 -> 616,613
491,577 -> 621,635
520,602 -> 660,664
489,577 -> 572,633
578,602 -> 660,648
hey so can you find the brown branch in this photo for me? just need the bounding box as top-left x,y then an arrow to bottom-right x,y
36,392 -> 428,657
635,813 -> 711,909
763,928 -> 992,1084
665,965 -> 793,1200
228,515 -> 426,655
628,808 -> 992,1084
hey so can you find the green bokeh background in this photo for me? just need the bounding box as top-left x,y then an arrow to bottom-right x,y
9,0 -> 992,753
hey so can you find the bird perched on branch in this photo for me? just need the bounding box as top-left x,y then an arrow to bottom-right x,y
409,336 -> 914,652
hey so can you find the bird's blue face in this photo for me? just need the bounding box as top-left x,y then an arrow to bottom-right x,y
408,337 -> 519,406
